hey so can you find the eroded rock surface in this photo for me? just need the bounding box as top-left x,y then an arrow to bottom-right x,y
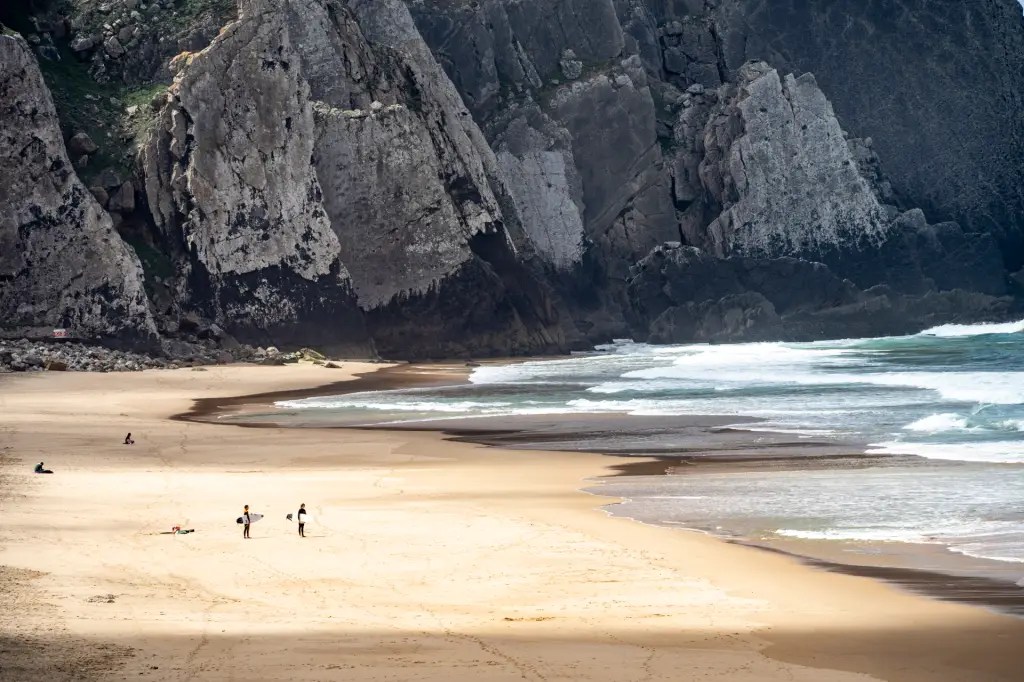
0,34 -> 156,347
710,0 -> 1024,269
698,63 -> 890,258
142,0 -> 570,357
142,0 -> 366,350
4,0 -> 1023,356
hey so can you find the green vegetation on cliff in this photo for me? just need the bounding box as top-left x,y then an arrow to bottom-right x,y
36,41 -> 166,184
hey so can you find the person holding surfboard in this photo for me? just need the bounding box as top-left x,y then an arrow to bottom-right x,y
297,503 -> 307,537
235,507 -> 263,533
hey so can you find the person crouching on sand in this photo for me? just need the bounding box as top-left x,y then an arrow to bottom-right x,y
297,503 -> 307,537
243,504 -> 251,539
34,461 -> 53,474
124,432 -> 134,445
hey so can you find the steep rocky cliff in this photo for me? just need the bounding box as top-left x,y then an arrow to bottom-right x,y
0,33 -> 156,347
142,0 -> 570,356
142,0 -> 367,351
1,0 -> 1022,357
710,0 -> 1024,270
403,0 -> 1021,345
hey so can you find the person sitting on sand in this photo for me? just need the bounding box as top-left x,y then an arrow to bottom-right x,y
242,504 -> 251,539
124,432 -> 134,445
297,503 -> 307,538
34,462 -> 53,474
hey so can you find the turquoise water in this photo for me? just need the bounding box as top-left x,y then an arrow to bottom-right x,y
277,320 -> 1024,565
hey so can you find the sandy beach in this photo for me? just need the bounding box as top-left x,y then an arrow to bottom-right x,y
2,363 -> 1023,681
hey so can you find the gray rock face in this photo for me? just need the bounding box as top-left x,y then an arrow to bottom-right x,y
107,181 -> 135,214
143,0 -> 365,349
142,0 -> 569,357
299,0 -> 510,308
404,1 -> 684,344
405,2 -> 678,265
7,0 -> 1021,356
709,0 -> 1024,269
313,101 -> 486,307
406,0 -> 625,117
137,0 -> 1018,352
548,57 -> 678,267
698,63 -> 890,258
495,128 -> 585,270
659,14 -> 723,89
148,10 -> 343,282
0,34 -> 156,347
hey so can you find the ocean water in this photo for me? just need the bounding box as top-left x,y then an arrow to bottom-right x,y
275,320 -> 1024,567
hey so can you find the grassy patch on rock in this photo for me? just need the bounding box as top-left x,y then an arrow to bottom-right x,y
37,40 -> 167,185
71,0 -> 236,38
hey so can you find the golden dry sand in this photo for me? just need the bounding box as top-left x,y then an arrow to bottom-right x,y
1,363 -> 1022,681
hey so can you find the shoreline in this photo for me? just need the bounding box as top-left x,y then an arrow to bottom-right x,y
196,362 -> 1024,618
2,362 -> 1024,680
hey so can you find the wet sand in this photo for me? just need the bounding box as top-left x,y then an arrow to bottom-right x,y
2,362 -> 1024,681
203,362 -> 1024,618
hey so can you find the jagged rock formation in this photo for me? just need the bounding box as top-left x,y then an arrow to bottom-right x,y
402,0 -> 1019,346
1,0 -> 1022,356
669,61 -> 1007,290
0,33 -> 156,347
142,0 -> 568,356
694,63 -> 890,258
407,0 -> 680,272
142,0 -> 367,351
625,60 -> 1011,344
709,0 -> 1024,270
57,0 -> 238,85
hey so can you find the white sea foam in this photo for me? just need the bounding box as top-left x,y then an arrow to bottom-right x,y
623,343 -> 857,381
904,413 -> 971,433
277,397 -> 515,413
565,398 -> 704,416
468,362 -> 575,385
948,545 -> 1024,564
776,528 -> 1024,564
918,319 -> 1024,337
775,528 -> 929,543
855,372 -> 1024,405
623,363 -> 1024,405
866,441 -> 1024,464
740,427 -> 838,437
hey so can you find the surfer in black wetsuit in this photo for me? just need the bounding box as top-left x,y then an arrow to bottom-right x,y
124,432 -> 134,445
243,504 -> 251,539
297,503 -> 307,537
34,462 -> 53,474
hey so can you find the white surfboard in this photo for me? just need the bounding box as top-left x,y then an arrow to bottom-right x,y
236,513 -> 264,524
297,513 -> 313,523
